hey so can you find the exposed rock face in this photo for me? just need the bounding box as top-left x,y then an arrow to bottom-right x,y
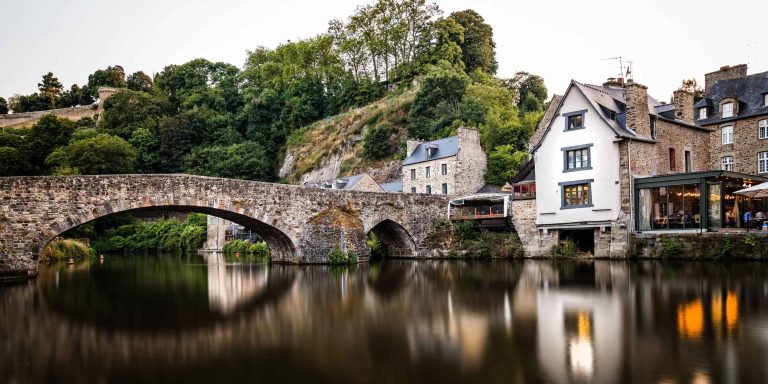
0,174 -> 450,279
299,154 -> 343,184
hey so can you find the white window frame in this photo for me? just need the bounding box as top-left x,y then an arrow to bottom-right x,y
722,102 -> 734,118
764,94 -> 768,107
698,108 -> 707,120
759,119 -> 768,140
721,126 -> 733,145
410,169 -> 416,180
721,156 -> 734,171
441,163 -> 448,175
425,166 -> 431,178
759,152 -> 768,174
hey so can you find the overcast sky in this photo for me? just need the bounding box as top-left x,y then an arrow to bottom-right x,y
1,0 -> 766,102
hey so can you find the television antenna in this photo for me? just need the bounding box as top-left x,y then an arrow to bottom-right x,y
602,57 -> 634,80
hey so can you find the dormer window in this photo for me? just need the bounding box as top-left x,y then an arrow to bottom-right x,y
764,94 -> 768,107
722,102 -> 734,118
698,108 -> 707,120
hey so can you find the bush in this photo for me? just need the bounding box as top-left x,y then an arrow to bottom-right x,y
660,237 -> 685,258
328,247 -> 357,264
551,238 -> 579,258
363,124 -> 395,159
40,239 -> 94,262
452,221 -> 476,242
223,239 -> 270,260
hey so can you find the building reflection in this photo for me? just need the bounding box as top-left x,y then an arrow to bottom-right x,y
203,252 -> 269,314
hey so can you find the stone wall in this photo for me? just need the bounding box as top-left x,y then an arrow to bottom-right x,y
633,232 -> 768,259
625,81 -> 650,137
704,64 -> 748,92
402,156 -> 458,195
0,175 -> 451,279
454,128 -> 487,195
0,105 -> 97,129
706,115 -> 768,174
510,199 -> 558,256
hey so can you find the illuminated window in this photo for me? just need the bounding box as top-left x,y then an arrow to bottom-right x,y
561,181 -> 592,208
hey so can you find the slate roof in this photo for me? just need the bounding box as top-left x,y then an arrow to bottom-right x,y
304,173 -> 368,190
531,80 -> 709,153
379,180 -> 403,193
476,184 -> 503,194
402,136 -> 460,166
695,70 -> 768,125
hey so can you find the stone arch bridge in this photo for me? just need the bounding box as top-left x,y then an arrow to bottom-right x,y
0,174 -> 450,279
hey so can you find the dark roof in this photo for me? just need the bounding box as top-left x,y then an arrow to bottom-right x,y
509,158 -> 535,184
476,184 -> 503,193
379,180 -> 403,192
304,173 -> 368,190
403,136 -> 460,166
696,71 -> 768,125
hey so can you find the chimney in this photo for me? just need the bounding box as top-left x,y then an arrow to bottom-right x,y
624,80 -> 650,137
672,89 -> 694,124
603,77 -> 625,88
457,127 -> 480,144
406,139 -> 424,156
704,64 -> 747,92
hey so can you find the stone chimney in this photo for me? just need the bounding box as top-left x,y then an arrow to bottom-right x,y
406,139 -> 424,156
672,89 -> 694,124
704,64 -> 747,92
624,80 -> 650,137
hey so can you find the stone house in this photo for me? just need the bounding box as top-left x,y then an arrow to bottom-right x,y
695,64 -> 768,174
519,78 -> 711,257
303,173 -> 383,192
402,127 -> 486,196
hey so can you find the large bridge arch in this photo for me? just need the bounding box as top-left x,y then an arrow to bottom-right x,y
42,203 -> 299,262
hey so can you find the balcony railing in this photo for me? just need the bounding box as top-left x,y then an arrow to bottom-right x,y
511,182 -> 536,200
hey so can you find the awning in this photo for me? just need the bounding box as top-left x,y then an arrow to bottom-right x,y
734,181 -> 768,198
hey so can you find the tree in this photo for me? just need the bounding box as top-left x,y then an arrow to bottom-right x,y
363,124 -> 396,159
126,71 -> 154,93
99,89 -> 168,139
157,115 -> 200,172
448,10 -> 497,74
0,97 -> 8,114
27,115 -> 75,173
184,141 -> 271,180
407,62 -> 469,140
45,133 -> 136,175
0,146 -> 28,176
59,84 -> 94,107
87,65 -> 127,96
504,72 -> 548,112
38,72 -> 64,109
680,78 -> 704,103
485,145 -> 527,185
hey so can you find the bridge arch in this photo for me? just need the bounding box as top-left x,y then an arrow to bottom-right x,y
366,219 -> 417,258
42,203 -> 299,262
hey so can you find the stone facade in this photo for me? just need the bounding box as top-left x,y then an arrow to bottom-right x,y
704,64 -> 748,92
510,199 -> 558,256
402,128 -> 486,196
0,175 -> 450,279
625,81 -> 650,136
707,116 -> 768,174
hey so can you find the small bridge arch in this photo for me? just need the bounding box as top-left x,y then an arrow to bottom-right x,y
367,219 -> 418,258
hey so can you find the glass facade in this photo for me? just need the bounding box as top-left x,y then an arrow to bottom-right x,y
637,184 -> 701,231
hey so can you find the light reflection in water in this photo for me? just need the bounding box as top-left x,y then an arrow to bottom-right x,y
678,299 -> 704,339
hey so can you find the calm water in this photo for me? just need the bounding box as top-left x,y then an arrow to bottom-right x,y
2,255 -> 768,383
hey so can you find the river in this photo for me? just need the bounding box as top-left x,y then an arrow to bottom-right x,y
2,254 -> 768,383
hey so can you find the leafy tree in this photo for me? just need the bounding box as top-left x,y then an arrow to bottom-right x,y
26,115 -> 75,173
680,78 -> 704,102
99,89 -> 168,139
184,141 -> 271,180
8,93 -> 47,113
38,72 -> 64,109
126,71 -> 154,93
407,62 -> 469,139
0,97 -> 8,114
45,133 -> 136,175
448,10 -> 497,74
157,114 -> 200,172
59,84 -> 94,107
0,146 -> 28,176
363,124 -> 396,159
485,145 -> 527,185
505,72 -> 548,112
129,126 -> 160,172
87,65 -> 127,96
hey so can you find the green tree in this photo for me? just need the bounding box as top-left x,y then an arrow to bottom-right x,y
38,72 -> 64,109
363,124 -> 396,159
485,145 -> 527,185
407,62 -> 469,140
45,133 -> 137,174
98,89 -> 168,139
126,71 -> 154,93
27,115 -> 75,173
505,72 -> 548,112
87,65 -> 127,96
448,10 -> 497,74
157,114 -> 200,172
0,146 -> 28,176
129,126 -> 160,172
59,84 -> 94,107
184,141 -> 271,180
0,97 -> 8,114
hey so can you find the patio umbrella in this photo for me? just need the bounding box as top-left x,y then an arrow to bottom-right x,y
734,182 -> 768,198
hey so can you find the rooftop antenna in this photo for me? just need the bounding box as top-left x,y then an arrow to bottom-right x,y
602,57 -> 633,80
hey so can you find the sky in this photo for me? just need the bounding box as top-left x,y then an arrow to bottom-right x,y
1,0 -> 766,102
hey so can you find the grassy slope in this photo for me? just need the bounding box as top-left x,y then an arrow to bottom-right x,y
282,87 -> 416,183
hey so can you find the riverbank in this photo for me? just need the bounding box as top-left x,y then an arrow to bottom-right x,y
40,239 -> 94,263
632,232 -> 768,259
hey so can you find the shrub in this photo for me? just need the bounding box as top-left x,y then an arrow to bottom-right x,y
328,247 -> 357,264
551,239 -> 579,258
660,237 -> 685,258
452,221 -> 476,242
363,124 -> 395,159
40,239 -> 94,262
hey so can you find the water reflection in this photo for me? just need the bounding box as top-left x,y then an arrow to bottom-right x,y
2,258 -> 768,383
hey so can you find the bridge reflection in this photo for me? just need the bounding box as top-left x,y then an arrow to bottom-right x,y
2,259 -> 768,383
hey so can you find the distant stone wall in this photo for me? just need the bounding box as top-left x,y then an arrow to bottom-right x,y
0,105 -> 97,129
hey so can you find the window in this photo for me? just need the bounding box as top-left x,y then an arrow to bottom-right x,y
759,152 -> 768,174
441,183 -> 448,194
562,144 -> 592,172
669,148 -> 676,172
563,110 -> 586,130
650,118 -> 657,139
721,156 -> 734,171
425,166 -> 431,178
721,126 -> 733,145
560,180 -> 593,208
441,163 -> 448,175
426,185 -> 432,194
722,102 -> 734,118
699,108 -> 707,120
410,169 -> 416,180
684,150 -> 691,173
764,94 -> 768,107
759,119 -> 768,139
410,187 -> 416,193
